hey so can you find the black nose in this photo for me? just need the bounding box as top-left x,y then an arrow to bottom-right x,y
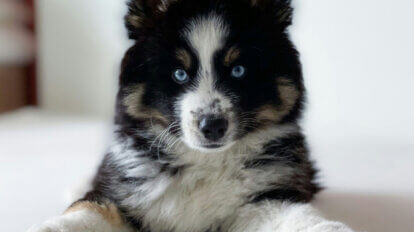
199,116 -> 228,141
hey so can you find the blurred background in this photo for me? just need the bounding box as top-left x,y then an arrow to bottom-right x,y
0,0 -> 413,231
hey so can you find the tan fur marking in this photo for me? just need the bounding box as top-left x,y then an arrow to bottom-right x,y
127,15 -> 144,28
277,78 -> 300,113
224,46 -> 241,67
123,84 -> 169,125
65,201 -> 124,227
257,78 -> 300,122
158,0 -> 178,12
127,0 -> 145,29
176,49 -> 192,69
256,105 -> 281,123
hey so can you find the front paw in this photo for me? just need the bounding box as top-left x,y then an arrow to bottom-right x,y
308,222 -> 355,232
26,211 -> 102,232
27,225 -> 61,232
27,217 -> 75,232
26,210 -> 131,232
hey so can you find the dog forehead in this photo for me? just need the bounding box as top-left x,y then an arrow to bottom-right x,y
182,13 -> 229,69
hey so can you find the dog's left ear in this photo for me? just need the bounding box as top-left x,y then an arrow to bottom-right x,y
250,0 -> 293,31
125,0 -> 177,39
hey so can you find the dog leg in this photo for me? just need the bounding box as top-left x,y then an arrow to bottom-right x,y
227,201 -> 355,232
27,192 -> 133,232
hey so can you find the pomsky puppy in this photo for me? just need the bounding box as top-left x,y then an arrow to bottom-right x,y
29,0 -> 354,232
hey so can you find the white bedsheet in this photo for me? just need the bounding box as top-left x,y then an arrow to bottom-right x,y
0,108 -> 413,232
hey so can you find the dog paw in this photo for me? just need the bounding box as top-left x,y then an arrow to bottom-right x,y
26,219 -> 73,232
26,210 -> 109,232
308,221 -> 355,232
26,216 -> 86,232
26,209 -> 132,232
27,225 -> 60,232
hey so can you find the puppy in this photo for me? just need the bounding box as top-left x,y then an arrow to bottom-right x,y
29,0 -> 354,231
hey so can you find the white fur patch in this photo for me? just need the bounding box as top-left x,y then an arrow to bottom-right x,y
184,13 -> 229,76
107,136 -> 174,211
109,137 -> 158,179
27,210 -> 132,232
227,202 -> 355,232
178,14 -> 235,150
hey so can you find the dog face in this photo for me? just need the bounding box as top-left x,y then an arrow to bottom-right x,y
118,0 -> 304,152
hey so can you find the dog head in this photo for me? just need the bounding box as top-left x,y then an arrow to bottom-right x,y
117,0 -> 304,152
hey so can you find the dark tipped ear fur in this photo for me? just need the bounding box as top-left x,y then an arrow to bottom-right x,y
125,0 -> 176,39
251,0 -> 293,30
125,0 -> 293,39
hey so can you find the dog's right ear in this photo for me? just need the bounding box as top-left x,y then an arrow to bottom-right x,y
125,0 -> 176,39
250,0 -> 293,31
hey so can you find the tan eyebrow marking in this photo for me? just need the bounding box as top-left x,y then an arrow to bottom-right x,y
224,46 -> 241,66
176,49 -> 192,69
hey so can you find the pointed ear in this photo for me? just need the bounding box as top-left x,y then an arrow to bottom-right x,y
125,0 -> 177,39
251,0 -> 293,30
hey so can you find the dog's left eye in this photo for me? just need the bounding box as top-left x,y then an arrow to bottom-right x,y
173,69 -> 189,83
231,65 -> 246,78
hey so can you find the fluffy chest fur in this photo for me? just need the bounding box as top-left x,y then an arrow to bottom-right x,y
104,126 -> 299,232
144,155 -> 248,232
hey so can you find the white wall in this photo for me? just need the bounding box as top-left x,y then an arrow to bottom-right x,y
291,0 -> 414,143
291,0 -> 414,192
36,0 -> 131,117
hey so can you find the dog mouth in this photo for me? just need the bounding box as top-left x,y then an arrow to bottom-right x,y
192,138 -> 237,152
201,143 -> 225,149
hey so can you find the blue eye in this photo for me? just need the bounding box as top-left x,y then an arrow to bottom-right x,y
173,69 -> 189,83
231,65 -> 246,78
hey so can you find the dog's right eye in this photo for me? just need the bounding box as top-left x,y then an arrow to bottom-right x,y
173,69 -> 189,84
231,65 -> 246,78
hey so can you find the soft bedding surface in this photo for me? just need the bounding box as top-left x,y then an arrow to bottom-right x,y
0,108 -> 413,232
